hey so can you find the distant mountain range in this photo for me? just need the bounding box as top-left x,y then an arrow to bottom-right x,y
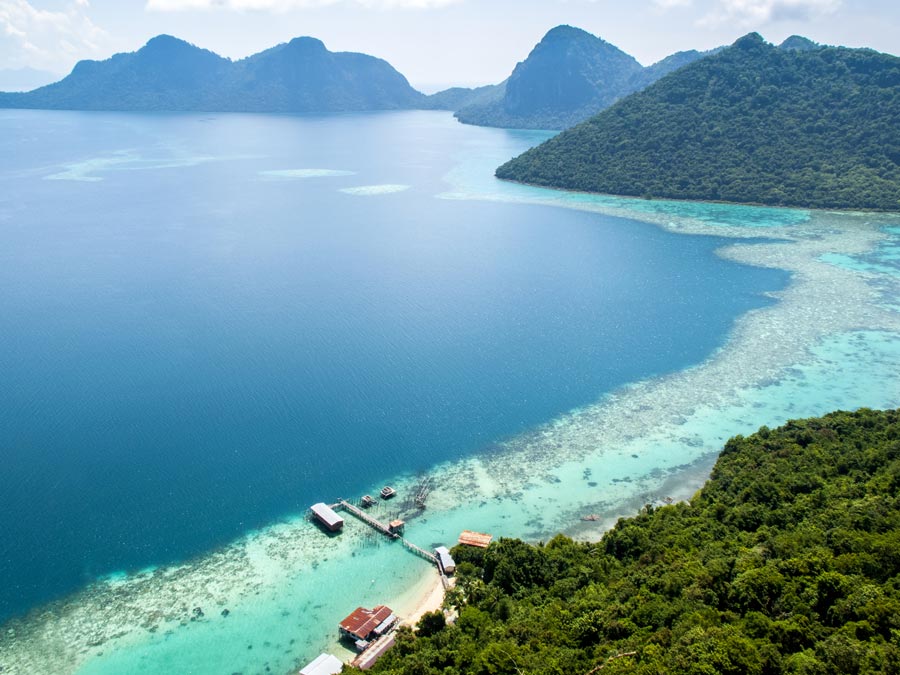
0,27 -> 720,128
0,35 -> 425,112
450,26 -> 719,130
496,33 -> 900,210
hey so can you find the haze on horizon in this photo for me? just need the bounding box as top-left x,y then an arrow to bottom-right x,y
1,0 -> 899,92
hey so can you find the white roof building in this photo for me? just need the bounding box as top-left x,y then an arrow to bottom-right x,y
310,503 -> 344,531
299,652 -> 343,675
435,546 -> 456,575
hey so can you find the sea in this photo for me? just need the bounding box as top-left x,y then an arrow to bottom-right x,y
0,109 -> 898,675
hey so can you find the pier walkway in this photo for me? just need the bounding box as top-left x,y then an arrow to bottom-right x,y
337,500 -> 438,567
338,500 -> 398,538
402,539 -> 438,566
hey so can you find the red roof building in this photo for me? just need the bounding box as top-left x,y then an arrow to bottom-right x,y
338,605 -> 396,642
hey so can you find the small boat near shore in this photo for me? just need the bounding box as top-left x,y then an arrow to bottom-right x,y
380,486 -> 396,499
581,514 -> 601,522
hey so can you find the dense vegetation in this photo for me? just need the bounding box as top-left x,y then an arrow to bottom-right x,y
455,25 -> 712,130
496,33 -> 900,210
371,408 -> 900,674
0,35 -> 425,113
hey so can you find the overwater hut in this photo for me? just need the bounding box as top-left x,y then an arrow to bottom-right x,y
434,546 -> 456,575
339,605 -> 397,643
298,653 -> 343,675
388,519 -> 405,534
458,530 -> 492,548
310,503 -> 344,532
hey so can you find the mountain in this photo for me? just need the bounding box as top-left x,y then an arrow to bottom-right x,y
370,408 -> 900,675
228,37 -> 424,112
3,35 -> 233,111
497,34 -> 900,210
456,25 -> 642,130
779,35 -> 821,51
0,67 -> 61,92
0,35 -> 425,113
454,26 -> 713,130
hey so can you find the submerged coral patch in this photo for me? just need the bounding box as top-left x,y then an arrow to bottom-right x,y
339,184 -> 410,196
258,169 -> 356,179
45,152 -> 219,182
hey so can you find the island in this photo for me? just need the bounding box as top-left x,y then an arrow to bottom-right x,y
496,33 -> 900,210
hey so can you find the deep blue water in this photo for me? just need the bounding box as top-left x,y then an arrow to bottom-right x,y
0,110 -> 787,621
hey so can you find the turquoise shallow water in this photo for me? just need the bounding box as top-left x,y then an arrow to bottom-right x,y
438,129 -> 813,230
820,220 -> 900,277
1,110 -> 899,675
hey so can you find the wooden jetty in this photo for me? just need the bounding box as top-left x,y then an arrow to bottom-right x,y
339,500 -> 398,539
336,500 -> 438,567
401,539 -> 438,566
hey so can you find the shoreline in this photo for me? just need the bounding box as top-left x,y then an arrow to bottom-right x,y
398,572 -> 447,628
492,175 -> 900,214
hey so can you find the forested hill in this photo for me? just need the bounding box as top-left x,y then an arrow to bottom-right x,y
0,35 -> 425,113
496,33 -> 900,210
372,407 -> 900,675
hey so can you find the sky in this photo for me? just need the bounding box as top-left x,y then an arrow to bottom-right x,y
1,0 -> 898,91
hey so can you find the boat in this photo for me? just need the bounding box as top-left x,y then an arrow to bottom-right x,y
380,486 -> 396,499
581,514 -> 601,522
361,495 -> 376,508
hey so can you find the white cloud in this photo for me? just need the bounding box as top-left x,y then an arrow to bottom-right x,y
698,0 -> 842,27
652,0 -> 693,8
145,0 -> 461,10
0,0 -> 109,72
